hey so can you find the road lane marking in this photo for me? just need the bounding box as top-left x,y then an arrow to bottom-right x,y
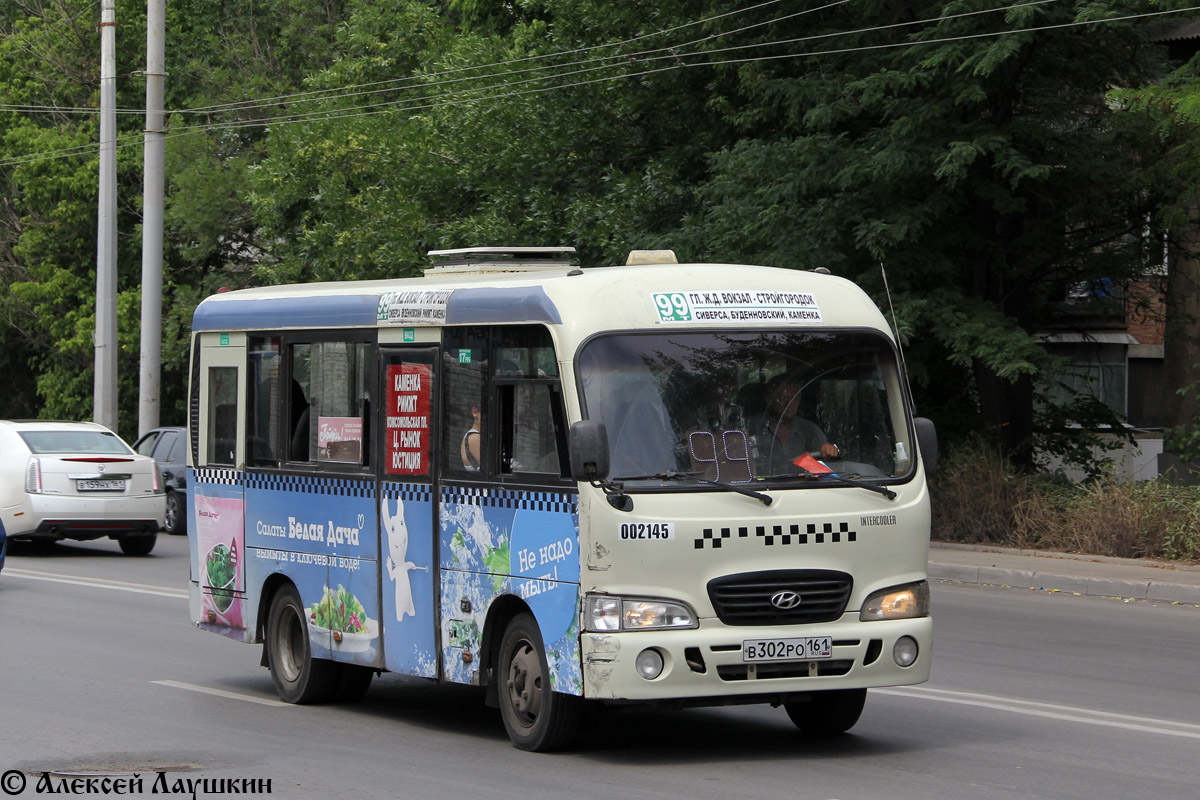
4,567 -> 188,599
152,680 -> 293,708
877,686 -> 1200,739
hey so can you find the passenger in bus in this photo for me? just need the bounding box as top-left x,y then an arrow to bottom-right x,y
460,405 -> 482,471
750,375 -> 838,472
289,379 -> 310,462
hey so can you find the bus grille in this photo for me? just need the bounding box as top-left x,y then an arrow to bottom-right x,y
707,570 -> 852,626
717,660 -> 854,681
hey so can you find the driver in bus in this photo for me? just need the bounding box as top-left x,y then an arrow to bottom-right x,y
749,374 -> 838,473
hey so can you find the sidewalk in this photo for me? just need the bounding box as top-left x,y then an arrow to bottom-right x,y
928,542 -> 1200,605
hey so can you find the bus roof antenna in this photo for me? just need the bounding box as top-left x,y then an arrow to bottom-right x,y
881,262 -> 914,407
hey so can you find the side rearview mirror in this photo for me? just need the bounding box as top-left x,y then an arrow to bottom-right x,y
569,420 -> 610,482
914,417 -> 938,476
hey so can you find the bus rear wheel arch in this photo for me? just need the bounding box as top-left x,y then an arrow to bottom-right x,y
496,612 -> 581,751
265,583 -> 339,704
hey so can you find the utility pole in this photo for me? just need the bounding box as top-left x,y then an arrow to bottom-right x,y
94,0 -> 118,432
138,0 -> 166,437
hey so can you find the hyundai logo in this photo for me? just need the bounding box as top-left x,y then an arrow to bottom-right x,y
97,464 -> 106,474
770,590 -> 802,610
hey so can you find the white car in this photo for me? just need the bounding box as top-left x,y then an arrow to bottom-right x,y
0,420 -> 166,555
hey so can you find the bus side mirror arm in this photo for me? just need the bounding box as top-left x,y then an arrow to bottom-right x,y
569,420 -> 633,511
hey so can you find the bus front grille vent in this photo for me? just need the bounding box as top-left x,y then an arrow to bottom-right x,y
717,660 -> 854,681
707,569 -> 852,626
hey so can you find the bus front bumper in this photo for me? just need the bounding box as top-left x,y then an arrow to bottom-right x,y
580,615 -> 931,703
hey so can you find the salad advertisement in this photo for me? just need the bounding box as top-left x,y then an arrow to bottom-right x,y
194,490 -> 247,637
243,474 -> 381,668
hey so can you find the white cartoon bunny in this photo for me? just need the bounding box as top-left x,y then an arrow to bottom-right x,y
383,498 -> 418,620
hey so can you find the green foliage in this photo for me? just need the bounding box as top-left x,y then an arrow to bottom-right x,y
0,0 -> 1188,466
1163,368 -> 1200,462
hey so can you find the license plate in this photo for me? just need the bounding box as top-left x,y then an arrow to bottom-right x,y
76,479 -> 126,492
742,636 -> 833,662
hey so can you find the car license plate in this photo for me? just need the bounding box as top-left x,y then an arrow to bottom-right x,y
76,479 -> 126,492
742,636 -> 833,662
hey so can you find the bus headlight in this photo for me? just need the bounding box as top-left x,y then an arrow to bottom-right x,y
584,594 -> 698,632
859,581 -> 930,621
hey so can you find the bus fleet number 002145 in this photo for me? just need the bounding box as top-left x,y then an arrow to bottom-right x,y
619,522 -> 675,540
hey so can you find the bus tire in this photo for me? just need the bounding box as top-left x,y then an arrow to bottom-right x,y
497,613 -> 580,751
784,688 -> 867,736
266,584 -> 338,704
333,664 -> 375,703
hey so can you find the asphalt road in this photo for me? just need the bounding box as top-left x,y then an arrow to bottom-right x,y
1,535 -> 1197,800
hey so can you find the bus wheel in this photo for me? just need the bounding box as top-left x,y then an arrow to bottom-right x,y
333,664 -> 375,703
497,613 -> 580,751
266,584 -> 338,704
784,688 -> 867,736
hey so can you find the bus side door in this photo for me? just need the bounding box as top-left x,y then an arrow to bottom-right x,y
191,332 -> 252,642
378,347 -> 439,678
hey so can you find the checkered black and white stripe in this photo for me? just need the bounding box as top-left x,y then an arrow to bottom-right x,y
192,467 -> 239,485
382,482 -> 433,504
244,473 -> 373,497
440,485 -> 577,514
695,520 -> 857,549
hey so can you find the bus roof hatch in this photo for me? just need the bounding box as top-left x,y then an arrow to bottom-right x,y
426,246 -> 577,275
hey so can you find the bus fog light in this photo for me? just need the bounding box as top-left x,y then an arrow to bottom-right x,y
636,648 -> 664,680
893,636 -> 918,667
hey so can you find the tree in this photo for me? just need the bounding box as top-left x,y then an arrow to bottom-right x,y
672,1 -> 1172,467
1113,40 -> 1200,463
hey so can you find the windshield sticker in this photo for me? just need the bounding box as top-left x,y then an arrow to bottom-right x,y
619,522 -> 675,541
694,521 -> 856,549
651,291 -> 822,324
378,288 -> 453,325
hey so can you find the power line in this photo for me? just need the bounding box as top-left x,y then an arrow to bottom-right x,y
167,0 -> 1060,132
0,0 -> 1056,125
178,0 -> 799,116
162,4 -> 1200,139
1,3 -> 1193,169
161,0 -> 1084,134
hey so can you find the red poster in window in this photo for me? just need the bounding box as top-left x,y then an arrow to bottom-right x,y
385,363 -> 432,475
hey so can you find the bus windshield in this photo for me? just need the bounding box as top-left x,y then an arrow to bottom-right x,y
577,330 -> 914,488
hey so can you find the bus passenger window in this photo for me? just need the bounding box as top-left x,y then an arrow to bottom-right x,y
247,336 -> 280,466
287,341 -> 371,467
442,327 -> 488,476
502,384 -> 564,475
289,344 -> 311,461
208,367 -> 237,466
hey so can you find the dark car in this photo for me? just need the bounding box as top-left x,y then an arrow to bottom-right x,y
1,517 -> 7,575
133,427 -> 188,535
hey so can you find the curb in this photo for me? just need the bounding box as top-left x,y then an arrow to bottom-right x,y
928,544 -> 1200,605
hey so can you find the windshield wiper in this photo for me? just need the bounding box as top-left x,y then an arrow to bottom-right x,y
699,479 -> 772,506
613,471 -> 772,506
612,470 -> 700,482
756,472 -> 897,500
